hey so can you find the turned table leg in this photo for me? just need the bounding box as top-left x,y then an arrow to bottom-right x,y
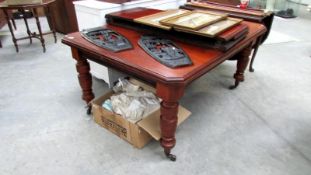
71,48 -> 95,114
33,8 -> 46,52
3,9 -> 18,52
21,8 -> 33,44
45,6 -> 57,43
11,17 -> 17,30
160,101 -> 179,161
156,83 -> 184,161
230,45 -> 253,89
249,36 -> 263,72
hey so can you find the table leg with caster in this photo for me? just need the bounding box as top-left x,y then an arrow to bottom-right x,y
71,47 -> 95,113
230,45 -> 252,89
86,104 -> 92,115
160,101 -> 178,161
157,83 -> 184,161
249,36 -> 263,72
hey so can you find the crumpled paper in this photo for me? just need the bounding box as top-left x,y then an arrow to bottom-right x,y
109,78 -> 160,122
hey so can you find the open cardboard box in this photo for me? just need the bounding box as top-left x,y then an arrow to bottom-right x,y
92,79 -> 191,148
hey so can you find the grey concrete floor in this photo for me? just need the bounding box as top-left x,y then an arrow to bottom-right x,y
0,16 -> 311,175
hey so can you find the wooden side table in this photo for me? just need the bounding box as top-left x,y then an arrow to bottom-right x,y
0,0 -> 57,52
0,8 -> 16,48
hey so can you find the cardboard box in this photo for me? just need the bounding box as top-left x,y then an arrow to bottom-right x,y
92,79 -> 191,148
5,0 -> 42,5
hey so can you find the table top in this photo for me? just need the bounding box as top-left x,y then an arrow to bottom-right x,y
0,0 -> 55,9
62,17 -> 266,85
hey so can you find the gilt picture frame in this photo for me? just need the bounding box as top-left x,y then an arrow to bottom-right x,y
160,10 -> 227,30
134,9 -> 189,30
174,17 -> 243,37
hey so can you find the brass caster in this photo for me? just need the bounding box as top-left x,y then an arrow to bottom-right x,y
86,105 -> 92,115
229,85 -> 237,90
166,153 -> 176,161
229,81 -> 239,90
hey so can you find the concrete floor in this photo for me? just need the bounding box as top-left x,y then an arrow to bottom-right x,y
0,16 -> 311,175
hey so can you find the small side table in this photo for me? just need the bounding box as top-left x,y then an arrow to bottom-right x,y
0,10 -> 17,48
0,0 -> 57,52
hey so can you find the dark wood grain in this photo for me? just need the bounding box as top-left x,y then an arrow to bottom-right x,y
62,22 -> 265,85
47,0 -> 78,34
157,83 -> 185,160
230,43 -> 253,89
71,47 -> 95,104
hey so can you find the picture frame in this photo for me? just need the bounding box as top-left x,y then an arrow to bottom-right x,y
159,10 -> 227,30
175,17 -> 242,38
134,9 -> 189,30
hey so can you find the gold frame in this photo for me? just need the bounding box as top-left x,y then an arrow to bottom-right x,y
159,10 -> 227,30
134,9 -> 189,30
174,18 -> 243,38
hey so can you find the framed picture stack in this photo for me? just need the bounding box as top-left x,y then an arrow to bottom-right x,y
135,9 -> 243,38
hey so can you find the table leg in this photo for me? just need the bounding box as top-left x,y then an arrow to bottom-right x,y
11,18 -> 17,30
45,6 -> 57,43
21,8 -> 32,44
3,10 -> 18,52
156,83 -> 184,161
71,48 -> 95,114
249,36 -> 263,72
33,8 -> 46,52
230,45 -> 253,89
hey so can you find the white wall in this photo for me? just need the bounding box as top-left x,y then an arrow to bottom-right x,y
301,0 -> 311,4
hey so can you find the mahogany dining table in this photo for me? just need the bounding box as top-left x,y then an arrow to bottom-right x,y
62,8 -> 266,161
